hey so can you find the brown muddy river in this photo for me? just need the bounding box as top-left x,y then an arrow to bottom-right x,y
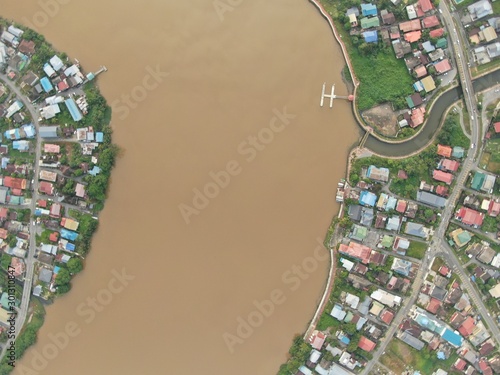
1,0 -> 359,373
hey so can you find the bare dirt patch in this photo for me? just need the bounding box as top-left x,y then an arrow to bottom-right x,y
361,103 -> 399,137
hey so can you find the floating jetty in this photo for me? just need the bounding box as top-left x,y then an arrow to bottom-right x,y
320,82 -> 354,108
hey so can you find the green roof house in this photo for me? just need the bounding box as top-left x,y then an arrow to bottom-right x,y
361,16 -> 381,29
381,235 -> 394,248
0,293 -> 9,310
436,38 -> 448,49
452,146 -> 465,159
350,225 -> 368,242
471,172 -> 485,191
451,228 -> 472,247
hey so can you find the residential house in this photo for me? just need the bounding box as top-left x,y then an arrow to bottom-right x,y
456,207 -> 484,226
417,191 -> 446,208
433,170 -> 453,185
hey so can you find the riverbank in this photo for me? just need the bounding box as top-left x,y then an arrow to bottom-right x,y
0,18 -> 115,372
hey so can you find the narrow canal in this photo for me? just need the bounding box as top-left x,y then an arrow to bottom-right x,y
365,69 -> 500,157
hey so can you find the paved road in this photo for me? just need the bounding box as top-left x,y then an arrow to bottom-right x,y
363,2 -> 500,372
0,73 -> 43,354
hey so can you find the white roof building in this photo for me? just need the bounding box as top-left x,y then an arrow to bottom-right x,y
50,55 -> 64,71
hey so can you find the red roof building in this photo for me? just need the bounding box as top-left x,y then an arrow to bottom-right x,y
426,297 -> 441,314
11,188 -> 22,196
456,207 -> 484,226
307,330 -> 326,351
396,200 -> 407,213
436,185 -> 449,196
418,0 -> 434,13
397,170 -> 408,179
358,336 -> 376,352
338,242 -> 372,264
454,358 -> 467,371
49,232 -> 59,242
3,176 -> 27,190
439,265 -> 450,276
411,107 -> 426,127
458,316 -> 476,336
441,158 -> 460,172
434,59 -> 452,74
39,181 -> 54,196
414,65 -> 427,78
488,200 -> 500,217
380,309 -> 395,324
0,207 -> 7,219
433,170 -> 454,184
437,144 -> 452,157
494,122 -> 500,133
49,203 -> 61,218
57,80 -> 69,92
429,28 -> 444,38
405,31 -> 422,43
400,20 -> 422,32
37,199 -> 47,208
422,15 -> 440,28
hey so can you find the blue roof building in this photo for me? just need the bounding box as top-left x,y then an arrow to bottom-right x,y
89,166 -> 101,176
361,3 -> 378,16
60,229 -> 78,241
64,98 -> 83,121
96,132 -> 104,143
363,30 -> 378,43
65,242 -> 76,251
22,123 -> 36,138
12,140 -> 29,151
54,266 -> 61,274
359,190 -> 377,207
441,328 -> 463,347
40,77 -> 54,93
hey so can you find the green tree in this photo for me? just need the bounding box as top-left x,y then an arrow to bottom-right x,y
1,254 -> 12,270
67,258 -> 83,274
55,268 -> 71,286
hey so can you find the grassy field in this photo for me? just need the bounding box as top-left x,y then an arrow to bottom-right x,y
380,338 -> 460,374
472,59 -> 500,77
318,1 -> 414,111
481,137 -> 500,174
406,241 -> 427,260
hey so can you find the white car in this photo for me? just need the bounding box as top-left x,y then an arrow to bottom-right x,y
471,143 -> 475,149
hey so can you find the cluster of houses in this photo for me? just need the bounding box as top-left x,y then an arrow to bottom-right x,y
393,256 -> 500,375
459,0 -> 500,66
0,24 -> 105,305
347,0 -> 453,129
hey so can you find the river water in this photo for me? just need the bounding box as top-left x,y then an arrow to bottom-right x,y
1,0 -> 359,374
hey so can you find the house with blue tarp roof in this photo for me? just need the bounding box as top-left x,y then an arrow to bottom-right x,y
64,98 -> 83,121
363,30 -> 378,43
0,157 -> 8,169
60,229 -> 78,241
441,328 -> 462,347
361,3 -> 377,16
96,132 -> 104,143
65,242 -> 76,251
22,123 -> 35,138
359,190 -> 377,207
88,166 -> 101,176
12,140 -> 29,151
54,266 -> 60,274
40,77 -> 54,92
